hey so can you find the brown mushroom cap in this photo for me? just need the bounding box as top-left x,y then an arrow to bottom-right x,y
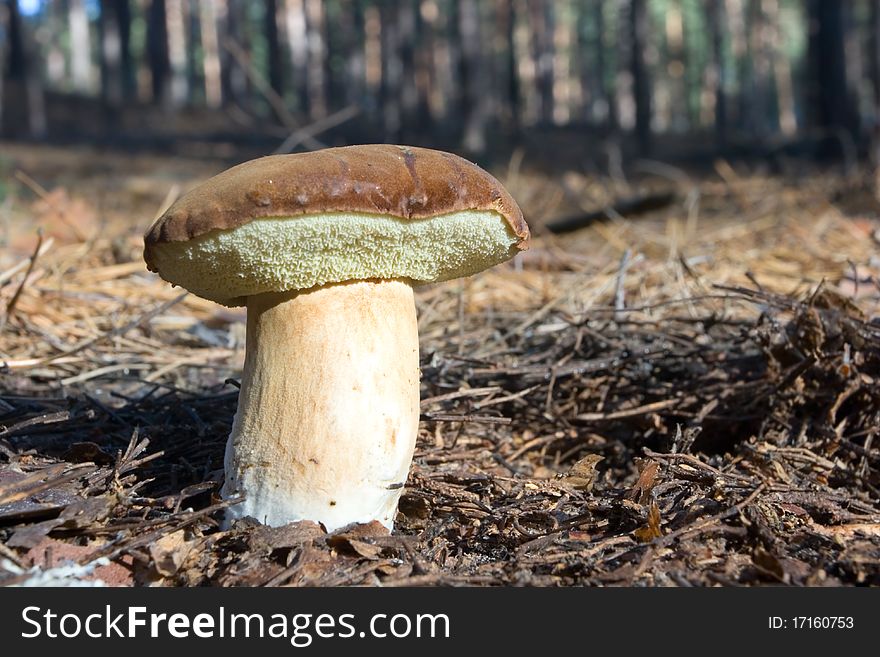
143,144 -> 529,306
145,144 -> 528,256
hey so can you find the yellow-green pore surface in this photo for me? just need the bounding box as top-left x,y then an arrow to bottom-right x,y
148,209 -> 520,306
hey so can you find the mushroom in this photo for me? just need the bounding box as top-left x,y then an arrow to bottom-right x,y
143,144 -> 529,531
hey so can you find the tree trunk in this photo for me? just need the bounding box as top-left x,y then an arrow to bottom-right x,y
305,0 -> 327,119
0,1 -> 17,133
186,0 -> 199,103
363,4 -> 382,124
806,0 -> 858,141
707,0 -> 727,146
458,0 -> 489,153
631,0 -> 651,154
99,0 -> 123,108
166,0 -> 188,106
871,0 -> 880,197
872,0 -> 880,114
841,2 -> 862,138
118,0 -> 133,99
45,1 -> 67,86
147,0 -> 171,106
664,1 -> 686,131
598,1 -> 616,130
414,0 -> 433,132
265,0 -> 283,96
283,0 -> 309,115
574,0 -> 593,123
528,0 -> 554,125
69,0 -> 94,93
744,0 -> 771,136
398,0 -> 418,139
98,0 -> 133,115
495,0 -> 519,132
220,0 -> 249,109
2,0 -> 46,137
341,0 -> 365,109
379,1 -> 401,140
322,1 -> 342,115
765,0 -> 796,135
727,0 -> 747,132
199,0 -> 222,107
597,3 -> 632,134
4,0 -> 25,82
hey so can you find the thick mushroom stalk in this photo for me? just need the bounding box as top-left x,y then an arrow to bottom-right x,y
220,279 -> 420,531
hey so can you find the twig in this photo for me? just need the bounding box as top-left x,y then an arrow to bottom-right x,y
420,387 -> 501,406
274,105 -> 360,154
0,410 -> 71,438
420,412 -> 511,425
0,236 -> 54,287
614,248 -> 633,321
0,230 -> 44,332
575,398 -> 681,422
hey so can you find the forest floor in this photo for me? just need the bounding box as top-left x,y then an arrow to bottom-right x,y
0,141 -> 878,586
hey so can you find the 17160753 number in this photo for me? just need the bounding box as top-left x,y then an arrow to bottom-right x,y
769,617 -> 854,630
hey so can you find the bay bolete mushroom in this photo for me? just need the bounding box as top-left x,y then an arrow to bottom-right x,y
143,144 -> 529,531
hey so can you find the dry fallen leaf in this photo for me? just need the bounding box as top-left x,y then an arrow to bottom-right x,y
628,459 -> 659,505
633,502 -> 662,542
559,454 -> 603,492
149,530 -> 194,578
326,521 -> 389,560
752,547 -> 786,582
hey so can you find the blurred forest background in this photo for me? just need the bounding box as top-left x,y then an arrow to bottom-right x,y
2,0 -> 880,166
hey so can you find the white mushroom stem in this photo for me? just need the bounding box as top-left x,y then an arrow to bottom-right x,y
220,279 -> 420,531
